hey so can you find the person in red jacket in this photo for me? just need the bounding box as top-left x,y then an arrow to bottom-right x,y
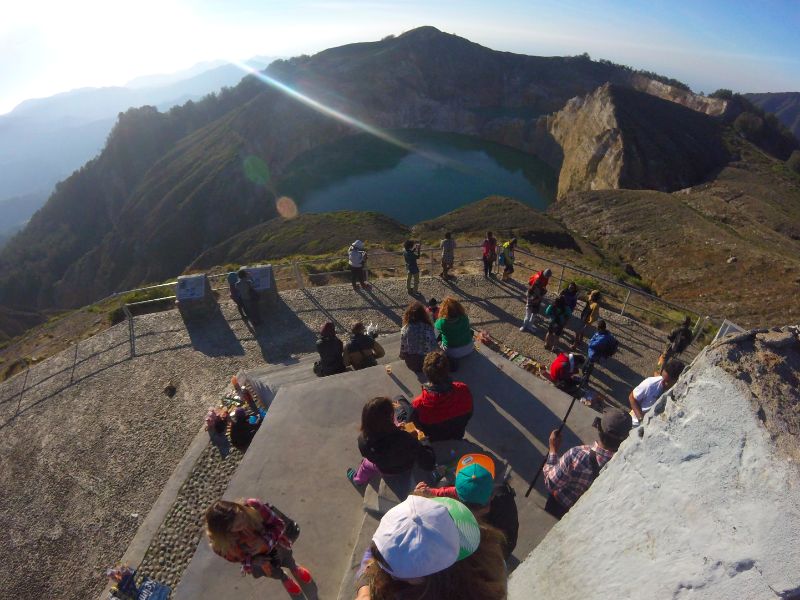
411,351 -> 473,442
548,352 -> 586,394
528,268 -> 553,290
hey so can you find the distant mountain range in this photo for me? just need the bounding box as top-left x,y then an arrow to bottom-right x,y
0,56 -> 276,241
0,26 -> 798,337
744,92 -> 800,140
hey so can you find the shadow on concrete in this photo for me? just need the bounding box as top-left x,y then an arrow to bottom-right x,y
301,289 -> 346,334
250,297 -> 318,363
459,352 -> 583,484
183,308 -> 245,357
362,286 -> 403,327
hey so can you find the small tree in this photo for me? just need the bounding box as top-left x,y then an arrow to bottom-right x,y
710,89 -> 734,100
734,112 -> 764,140
788,150 -> 800,175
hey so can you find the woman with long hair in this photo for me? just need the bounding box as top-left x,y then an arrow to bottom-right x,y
315,321 -> 346,376
354,495 -> 507,600
346,397 -> 435,487
205,498 -> 311,596
400,302 -> 438,372
434,297 -> 474,364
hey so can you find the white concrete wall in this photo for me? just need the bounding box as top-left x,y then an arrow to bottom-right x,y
509,332 -> 800,599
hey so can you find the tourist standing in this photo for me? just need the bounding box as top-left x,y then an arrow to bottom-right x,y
572,290 -> 601,349
399,302 -> 438,372
228,271 -> 247,320
411,351 -> 473,442
481,231 -> 497,278
629,359 -> 685,424
403,240 -> 421,295
344,322 -> 386,370
440,232 -> 456,279
520,276 -> 548,332
499,238 -> 517,281
434,297 -> 474,364
205,498 -> 311,596
528,268 -> 552,290
314,321 -> 346,377
348,240 -> 369,289
543,295 -> 570,351
543,408 -> 632,519
235,269 -> 262,326
660,316 -> 694,367
346,397 -> 436,487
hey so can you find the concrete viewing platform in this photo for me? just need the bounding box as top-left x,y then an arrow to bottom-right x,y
175,342 -> 601,600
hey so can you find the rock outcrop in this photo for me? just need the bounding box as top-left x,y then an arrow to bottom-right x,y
631,74 -> 728,116
548,83 -> 729,199
508,326 -> 800,600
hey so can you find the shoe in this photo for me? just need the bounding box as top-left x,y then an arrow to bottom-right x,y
292,565 -> 313,584
346,467 -> 356,481
361,282 -> 371,289
519,326 -> 526,332
282,577 -> 302,595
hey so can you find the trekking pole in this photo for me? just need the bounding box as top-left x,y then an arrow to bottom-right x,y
524,383 -> 584,498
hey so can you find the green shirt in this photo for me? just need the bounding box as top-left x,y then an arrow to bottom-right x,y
435,314 -> 472,348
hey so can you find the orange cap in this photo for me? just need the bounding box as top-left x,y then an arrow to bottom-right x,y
455,453 -> 495,479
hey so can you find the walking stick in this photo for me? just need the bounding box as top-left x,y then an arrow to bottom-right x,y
524,377 -> 587,498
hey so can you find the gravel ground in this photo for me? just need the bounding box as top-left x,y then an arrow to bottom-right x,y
0,273 -> 693,600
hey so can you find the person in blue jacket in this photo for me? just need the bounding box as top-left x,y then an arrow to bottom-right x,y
582,320 -> 618,386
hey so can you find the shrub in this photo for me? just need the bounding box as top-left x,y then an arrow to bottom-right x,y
788,151 -> 800,175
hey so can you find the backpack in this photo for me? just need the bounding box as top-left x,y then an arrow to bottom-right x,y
672,328 -> 692,354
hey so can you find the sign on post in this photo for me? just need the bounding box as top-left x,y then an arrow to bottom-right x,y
175,274 -> 217,320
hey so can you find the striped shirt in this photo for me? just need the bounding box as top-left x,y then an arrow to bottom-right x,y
543,442 -> 614,508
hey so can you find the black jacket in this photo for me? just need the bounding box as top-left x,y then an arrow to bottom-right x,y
316,336 -> 345,375
357,429 -> 435,475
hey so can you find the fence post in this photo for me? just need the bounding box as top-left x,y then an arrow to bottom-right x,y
15,365 -> 30,416
620,289 -> 631,316
69,341 -> 79,384
429,245 -> 435,275
292,261 -> 304,289
557,265 -> 565,291
123,305 -> 135,358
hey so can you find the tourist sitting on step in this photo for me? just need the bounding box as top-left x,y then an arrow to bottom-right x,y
543,408 -> 633,520
205,498 -> 311,596
434,297 -> 474,368
629,359 -> 685,425
548,352 -> 586,394
400,302 -> 438,373
229,407 -> 261,451
344,322 -> 386,370
314,321 -> 346,377
346,397 -> 436,487
410,351 -> 473,442
414,453 -> 519,560
354,495 -> 507,600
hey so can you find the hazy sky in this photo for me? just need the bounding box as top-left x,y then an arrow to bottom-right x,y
2,0 -> 799,114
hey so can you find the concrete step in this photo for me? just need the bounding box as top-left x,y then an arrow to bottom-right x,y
176,343 -> 601,600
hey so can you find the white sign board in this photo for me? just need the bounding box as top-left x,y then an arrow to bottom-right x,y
176,274 -> 207,301
245,265 -> 273,292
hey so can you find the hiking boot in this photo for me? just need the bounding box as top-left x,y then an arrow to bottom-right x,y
282,577 -> 302,595
292,565 -> 313,584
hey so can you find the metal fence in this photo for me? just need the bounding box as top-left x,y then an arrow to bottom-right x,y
1,242 -> 724,390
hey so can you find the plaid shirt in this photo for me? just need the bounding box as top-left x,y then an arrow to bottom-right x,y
543,442 -> 613,508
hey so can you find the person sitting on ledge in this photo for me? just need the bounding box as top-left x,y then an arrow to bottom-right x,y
543,407 -> 632,520
434,297 -> 474,368
205,498 -> 311,596
629,358 -> 685,425
344,322 -> 385,370
400,302 -> 438,373
346,396 -> 435,487
411,351 -> 473,442
548,352 -> 586,394
414,453 -> 519,560
314,321 -> 346,377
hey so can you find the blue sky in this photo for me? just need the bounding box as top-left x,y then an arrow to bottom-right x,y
2,0 -> 799,114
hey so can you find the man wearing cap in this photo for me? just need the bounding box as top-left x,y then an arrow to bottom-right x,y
543,408 -> 632,519
355,495 -> 507,599
415,453 -> 519,559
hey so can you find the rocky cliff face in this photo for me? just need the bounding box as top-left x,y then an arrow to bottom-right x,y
508,326 -> 800,600
548,83 -> 728,198
631,74 -> 728,116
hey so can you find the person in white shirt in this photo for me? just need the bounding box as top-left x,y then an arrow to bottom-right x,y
629,359 -> 685,423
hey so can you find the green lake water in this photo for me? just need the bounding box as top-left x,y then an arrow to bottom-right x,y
278,130 -> 557,225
